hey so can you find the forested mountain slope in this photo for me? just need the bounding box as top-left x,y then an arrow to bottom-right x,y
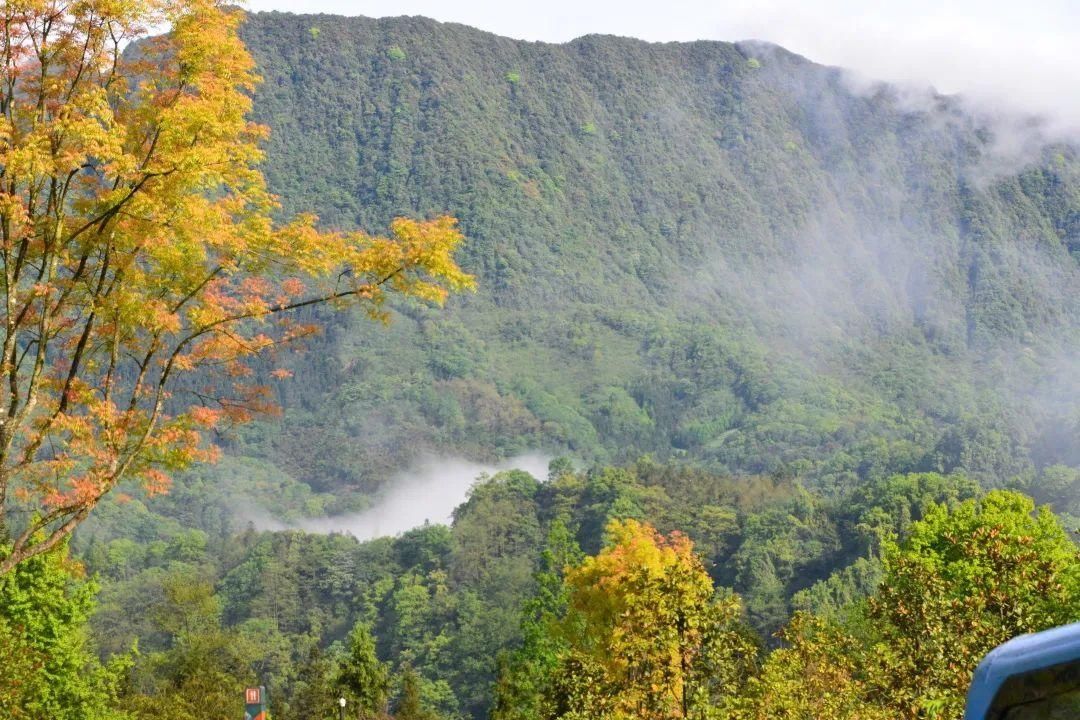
229,13 -> 1078,500
36,12 -> 1080,720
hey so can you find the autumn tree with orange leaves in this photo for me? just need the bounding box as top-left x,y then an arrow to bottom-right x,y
0,0 -> 473,573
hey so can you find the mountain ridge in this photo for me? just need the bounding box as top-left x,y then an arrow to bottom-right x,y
212,10 -> 1080,503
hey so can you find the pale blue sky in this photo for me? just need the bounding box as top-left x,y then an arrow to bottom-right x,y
243,0 -> 1080,131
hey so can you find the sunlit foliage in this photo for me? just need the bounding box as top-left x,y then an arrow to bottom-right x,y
0,0 -> 472,572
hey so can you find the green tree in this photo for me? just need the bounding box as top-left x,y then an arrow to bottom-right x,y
491,521 -> 582,720
123,573 -> 256,720
725,613 -> 890,720
338,621 -> 390,719
394,665 -> 438,720
0,541 -> 125,719
0,616 -> 44,719
731,489 -> 1080,720
868,490 -> 1080,718
290,644 -> 339,720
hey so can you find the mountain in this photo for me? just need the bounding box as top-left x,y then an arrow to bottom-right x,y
222,12 -> 1079,506
55,14 -> 1080,720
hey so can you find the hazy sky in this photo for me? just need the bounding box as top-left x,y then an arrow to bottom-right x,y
244,0 -> 1080,132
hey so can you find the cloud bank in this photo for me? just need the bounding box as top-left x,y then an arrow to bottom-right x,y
252,453 -> 551,540
718,0 -> 1080,137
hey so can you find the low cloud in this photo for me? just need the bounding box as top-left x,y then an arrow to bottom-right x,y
252,453 -> 551,540
712,1 -> 1080,140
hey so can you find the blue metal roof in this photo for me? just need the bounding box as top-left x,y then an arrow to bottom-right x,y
964,622 -> 1080,720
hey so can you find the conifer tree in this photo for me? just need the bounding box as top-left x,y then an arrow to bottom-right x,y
338,621 -> 390,719
394,665 -> 437,720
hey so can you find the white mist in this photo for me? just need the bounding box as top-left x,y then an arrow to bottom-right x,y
255,453 -> 551,540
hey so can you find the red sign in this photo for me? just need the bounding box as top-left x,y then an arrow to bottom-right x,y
245,687 -> 261,704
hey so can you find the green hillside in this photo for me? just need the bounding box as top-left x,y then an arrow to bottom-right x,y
222,12 -> 1078,500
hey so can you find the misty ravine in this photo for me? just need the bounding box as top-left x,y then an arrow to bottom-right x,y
248,454 -> 552,539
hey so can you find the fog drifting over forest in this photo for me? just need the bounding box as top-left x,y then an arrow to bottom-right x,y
253,453 -> 551,539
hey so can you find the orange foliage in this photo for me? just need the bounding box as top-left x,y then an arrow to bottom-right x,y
0,0 -> 474,573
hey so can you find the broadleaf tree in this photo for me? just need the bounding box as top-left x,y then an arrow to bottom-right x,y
545,519 -> 757,720
0,539 -> 127,720
0,0 -> 474,572
730,490 -> 1080,720
725,612 -> 892,720
867,490 -> 1080,718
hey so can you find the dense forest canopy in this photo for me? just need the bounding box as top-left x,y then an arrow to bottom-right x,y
40,464 -> 1080,719
216,12 -> 1079,511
